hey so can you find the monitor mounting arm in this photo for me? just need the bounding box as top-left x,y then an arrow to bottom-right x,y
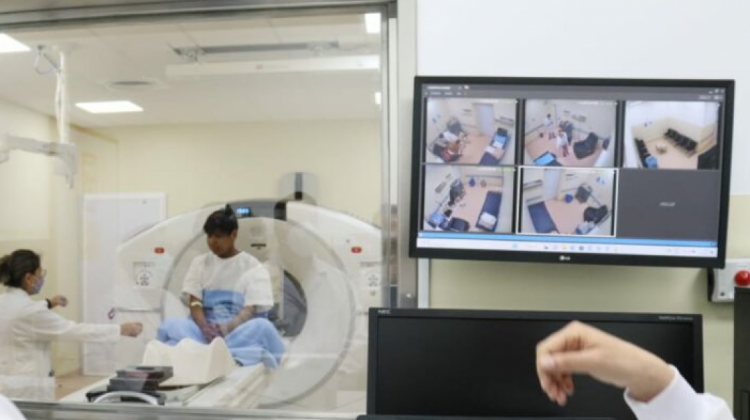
0,133 -> 78,188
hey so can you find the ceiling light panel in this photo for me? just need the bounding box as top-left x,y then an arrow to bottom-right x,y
76,101 -> 143,114
365,13 -> 381,34
0,33 -> 30,53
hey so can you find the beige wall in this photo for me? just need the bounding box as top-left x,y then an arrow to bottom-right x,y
0,97 -> 57,297
77,129 -> 120,194
96,120 -> 382,223
0,99 -> 55,242
430,194 -> 750,406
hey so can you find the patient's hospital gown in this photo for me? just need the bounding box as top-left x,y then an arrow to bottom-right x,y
157,252 -> 285,368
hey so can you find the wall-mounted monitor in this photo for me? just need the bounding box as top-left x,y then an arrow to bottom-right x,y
367,308 -> 703,420
410,77 -> 734,268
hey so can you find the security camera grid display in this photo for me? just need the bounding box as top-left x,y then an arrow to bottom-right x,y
414,80 -> 730,260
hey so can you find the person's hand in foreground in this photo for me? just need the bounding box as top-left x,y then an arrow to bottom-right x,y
536,321 -> 675,406
120,322 -> 143,337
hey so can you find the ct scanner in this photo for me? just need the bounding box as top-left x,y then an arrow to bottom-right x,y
67,200 -> 385,410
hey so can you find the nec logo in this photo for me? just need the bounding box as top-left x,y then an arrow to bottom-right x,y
377,309 -> 391,315
559,255 -> 571,262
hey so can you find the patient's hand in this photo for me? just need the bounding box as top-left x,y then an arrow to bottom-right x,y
201,324 -> 223,342
218,323 -> 232,337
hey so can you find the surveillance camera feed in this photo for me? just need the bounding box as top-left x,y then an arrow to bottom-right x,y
412,78 -> 732,266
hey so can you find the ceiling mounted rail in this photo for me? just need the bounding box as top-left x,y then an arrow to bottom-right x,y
0,0 -> 394,29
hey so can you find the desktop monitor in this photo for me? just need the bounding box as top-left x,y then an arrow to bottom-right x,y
410,77 -> 734,268
367,308 -> 703,420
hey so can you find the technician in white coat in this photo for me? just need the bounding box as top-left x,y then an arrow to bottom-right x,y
0,249 -> 143,401
536,321 -> 733,420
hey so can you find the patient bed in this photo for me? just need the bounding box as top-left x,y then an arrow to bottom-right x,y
61,364 -> 271,408
186,364 -> 271,408
475,191 -> 502,231
60,336 -> 285,408
527,202 -> 558,233
478,132 -> 510,166
533,151 -> 562,167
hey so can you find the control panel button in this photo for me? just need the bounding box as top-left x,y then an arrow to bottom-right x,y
736,270 -> 750,287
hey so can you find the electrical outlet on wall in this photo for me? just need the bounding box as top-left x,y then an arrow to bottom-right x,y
709,258 -> 750,302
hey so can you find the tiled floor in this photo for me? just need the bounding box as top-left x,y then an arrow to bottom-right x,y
55,370 -> 106,400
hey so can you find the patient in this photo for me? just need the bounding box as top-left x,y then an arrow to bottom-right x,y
157,205 -> 285,368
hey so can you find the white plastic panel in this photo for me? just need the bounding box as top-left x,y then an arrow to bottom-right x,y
81,193 -> 166,375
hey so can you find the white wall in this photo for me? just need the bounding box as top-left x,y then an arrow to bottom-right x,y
415,0 -> 750,406
425,98 -> 449,142
526,100 -> 616,140
628,102 -> 719,129
559,101 -> 617,139
524,100 -> 547,133
628,101 -> 719,143
417,0 -> 750,194
424,165 -> 456,211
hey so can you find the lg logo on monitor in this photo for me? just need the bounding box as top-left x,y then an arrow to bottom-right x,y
559,255 -> 571,262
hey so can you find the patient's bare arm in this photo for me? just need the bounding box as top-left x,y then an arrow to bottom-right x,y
190,295 -> 221,341
189,296 -> 209,327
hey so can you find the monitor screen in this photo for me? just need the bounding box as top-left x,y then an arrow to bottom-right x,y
410,77 -> 734,268
367,308 -> 703,420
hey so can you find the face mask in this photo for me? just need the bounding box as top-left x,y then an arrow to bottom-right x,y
30,274 -> 45,295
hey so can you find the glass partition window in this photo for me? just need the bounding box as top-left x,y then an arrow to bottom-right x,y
0,8 -> 388,413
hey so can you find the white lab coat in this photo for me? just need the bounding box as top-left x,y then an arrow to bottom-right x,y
624,368 -> 734,420
0,394 -> 25,420
0,287 -> 120,401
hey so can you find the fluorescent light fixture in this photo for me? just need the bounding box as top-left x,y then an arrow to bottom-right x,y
365,13 -> 381,34
75,101 -> 143,114
166,55 -> 380,78
0,34 -> 30,53
375,92 -> 382,105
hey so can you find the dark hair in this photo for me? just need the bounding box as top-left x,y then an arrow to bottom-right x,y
0,249 -> 41,288
203,204 -> 238,236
